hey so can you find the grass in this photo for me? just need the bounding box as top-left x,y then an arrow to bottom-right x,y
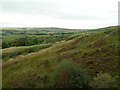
2,26 -> 119,88
2,35 -> 26,41
2,44 -> 52,61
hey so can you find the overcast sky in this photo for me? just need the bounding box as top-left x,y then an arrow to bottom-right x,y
0,0 -> 119,29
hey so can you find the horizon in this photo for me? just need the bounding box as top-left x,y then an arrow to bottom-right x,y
0,25 -> 117,30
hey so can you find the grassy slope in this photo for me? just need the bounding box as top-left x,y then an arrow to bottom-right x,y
2,44 -> 52,61
2,26 -> 119,88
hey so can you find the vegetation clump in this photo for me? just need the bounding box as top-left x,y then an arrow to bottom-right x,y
49,60 -> 90,88
89,72 -> 118,88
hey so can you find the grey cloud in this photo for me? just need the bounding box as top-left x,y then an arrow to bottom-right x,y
47,13 -> 106,20
1,2 -> 105,21
1,2 -> 65,14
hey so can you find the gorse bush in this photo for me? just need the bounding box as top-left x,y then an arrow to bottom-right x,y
89,72 -> 117,88
49,60 -> 90,88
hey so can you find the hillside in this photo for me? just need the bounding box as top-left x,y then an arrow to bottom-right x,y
2,26 -> 119,88
1,27 -> 84,35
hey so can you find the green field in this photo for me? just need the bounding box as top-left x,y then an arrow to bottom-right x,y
2,26 -> 119,88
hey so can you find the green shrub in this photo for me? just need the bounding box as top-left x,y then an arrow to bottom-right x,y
89,72 -> 117,88
49,60 -> 90,88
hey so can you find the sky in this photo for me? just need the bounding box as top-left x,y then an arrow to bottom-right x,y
0,0 -> 119,29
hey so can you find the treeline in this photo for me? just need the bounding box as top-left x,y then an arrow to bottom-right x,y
2,34 -> 75,49
2,29 -> 75,35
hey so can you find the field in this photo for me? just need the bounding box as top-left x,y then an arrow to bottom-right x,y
2,26 -> 119,88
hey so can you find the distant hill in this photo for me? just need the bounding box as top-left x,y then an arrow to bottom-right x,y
1,27 -> 86,35
1,26 -> 117,35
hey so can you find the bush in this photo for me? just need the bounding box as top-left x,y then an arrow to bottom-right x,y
89,72 -> 117,88
2,41 -> 11,48
49,60 -> 90,88
14,36 -> 30,46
